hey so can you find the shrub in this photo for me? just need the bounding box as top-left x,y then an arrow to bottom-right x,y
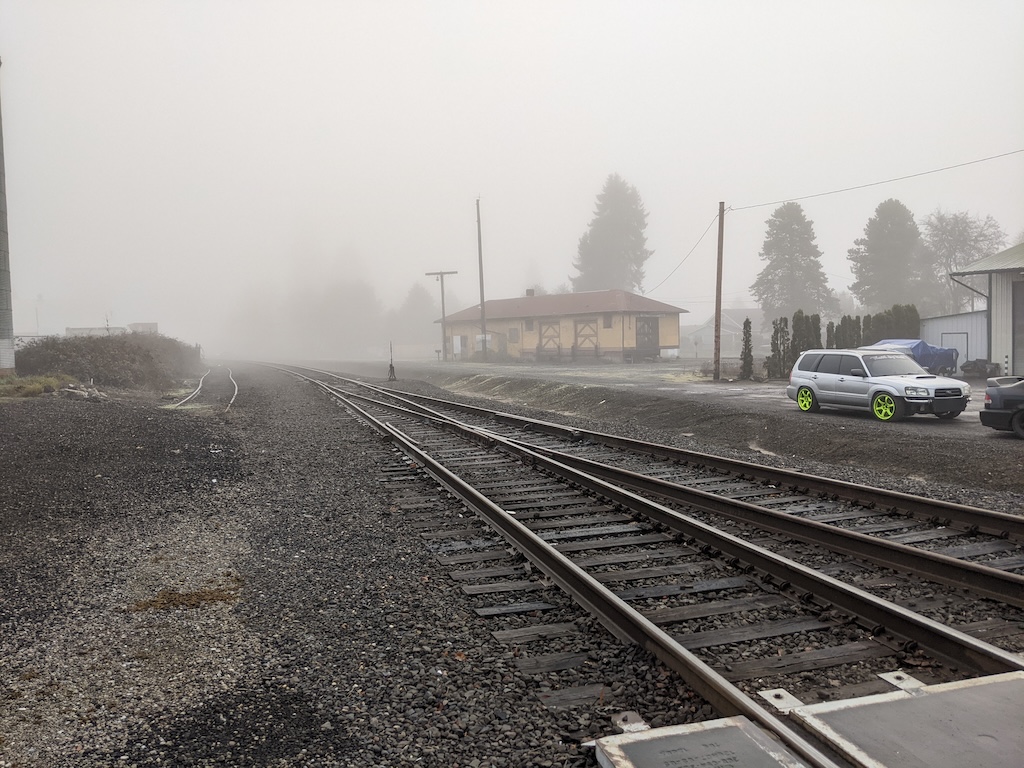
15,333 -> 202,390
0,374 -> 76,398
739,318 -> 753,380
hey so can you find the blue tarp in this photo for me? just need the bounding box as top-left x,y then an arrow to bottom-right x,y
863,339 -> 959,373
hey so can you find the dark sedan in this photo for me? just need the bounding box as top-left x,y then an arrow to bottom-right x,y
980,376 -> 1024,438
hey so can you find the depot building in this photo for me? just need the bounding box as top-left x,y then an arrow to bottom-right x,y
440,289 -> 686,363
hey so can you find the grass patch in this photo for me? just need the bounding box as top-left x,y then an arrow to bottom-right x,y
131,575 -> 243,611
0,374 -> 77,398
131,586 -> 238,611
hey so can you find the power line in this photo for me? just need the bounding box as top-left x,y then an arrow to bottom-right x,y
729,149 -> 1024,212
646,212 -> 720,293
646,148 -> 1023,298
658,291 -> 753,302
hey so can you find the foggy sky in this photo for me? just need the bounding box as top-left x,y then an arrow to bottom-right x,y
1,1 -> 1022,357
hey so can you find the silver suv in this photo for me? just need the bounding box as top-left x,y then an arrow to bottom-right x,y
786,348 -> 971,421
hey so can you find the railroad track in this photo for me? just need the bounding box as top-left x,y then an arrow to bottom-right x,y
273,364 -> 1024,768
293,365 -> 1024,608
172,365 -> 239,411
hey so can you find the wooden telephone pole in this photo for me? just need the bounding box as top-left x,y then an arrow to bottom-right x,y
0,57 -> 14,375
713,201 -> 725,381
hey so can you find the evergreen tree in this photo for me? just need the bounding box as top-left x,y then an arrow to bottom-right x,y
766,317 -> 790,378
750,202 -> 838,321
571,174 -> 652,293
809,313 -> 822,349
892,304 -> 920,337
790,310 -> 810,358
834,315 -> 862,348
848,199 -> 932,312
825,320 -> 835,349
739,318 -> 754,380
862,304 -> 920,344
835,317 -> 849,348
789,310 -> 822,368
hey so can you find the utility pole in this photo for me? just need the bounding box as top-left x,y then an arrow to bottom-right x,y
425,269 -> 457,362
0,57 -> 15,376
713,201 -> 725,382
476,198 -> 487,362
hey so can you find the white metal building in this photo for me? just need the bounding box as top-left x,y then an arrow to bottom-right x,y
950,243 -> 1024,375
919,310 -> 987,372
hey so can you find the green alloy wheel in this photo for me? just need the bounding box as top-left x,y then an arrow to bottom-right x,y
796,386 -> 819,412
872,392 -> 904,422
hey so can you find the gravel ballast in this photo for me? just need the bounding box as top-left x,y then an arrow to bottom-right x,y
1,362 -> 1021,767
1,368 -> 596,767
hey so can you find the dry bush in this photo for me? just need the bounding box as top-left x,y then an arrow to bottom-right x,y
15,333 -> 202,390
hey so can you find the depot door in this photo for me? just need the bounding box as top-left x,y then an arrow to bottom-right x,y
574,319 -> 598,356
635,317 -> 659,359
539,322 -> 560,358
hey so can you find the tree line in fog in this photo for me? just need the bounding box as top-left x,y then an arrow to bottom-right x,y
751,200 -> 1008,322
221,173 -> 1012,361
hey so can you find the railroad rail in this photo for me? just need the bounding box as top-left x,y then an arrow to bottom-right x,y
289,365 -> 1024,609
273,364 -> 1024,768
172,365 -> 238,411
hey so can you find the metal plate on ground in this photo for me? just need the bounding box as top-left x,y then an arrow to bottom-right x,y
595,716 -> 809,768
790,671 -> 1024,768
537,683 -> 608,709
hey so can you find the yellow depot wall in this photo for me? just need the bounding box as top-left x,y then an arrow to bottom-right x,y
659,314 -> 680,348
444,312 -> 679,360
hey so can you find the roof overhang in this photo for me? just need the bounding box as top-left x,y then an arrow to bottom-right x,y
949,243 -> 1024,277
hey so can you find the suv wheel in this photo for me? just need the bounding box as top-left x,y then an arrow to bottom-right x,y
871,392 -> 905,422
796,386 -> 819,412
935,410 -> 962,419
1012,410 -> 1024,440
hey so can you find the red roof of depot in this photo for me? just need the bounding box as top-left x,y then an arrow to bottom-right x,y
443,289 -> 687,323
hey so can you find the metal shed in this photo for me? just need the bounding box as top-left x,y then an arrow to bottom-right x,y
950,243 -> 1024,375
920,310 -> 988,374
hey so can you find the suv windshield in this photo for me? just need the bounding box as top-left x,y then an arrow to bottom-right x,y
862,353 -> 928,376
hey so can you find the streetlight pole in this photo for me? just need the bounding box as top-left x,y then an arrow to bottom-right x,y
476,198 -> 487,362
426,270 -> 457,362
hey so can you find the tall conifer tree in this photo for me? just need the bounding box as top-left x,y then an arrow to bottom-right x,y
571,174 -> 651,293
848,199 -> 931,312
750,202 -> 837,321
